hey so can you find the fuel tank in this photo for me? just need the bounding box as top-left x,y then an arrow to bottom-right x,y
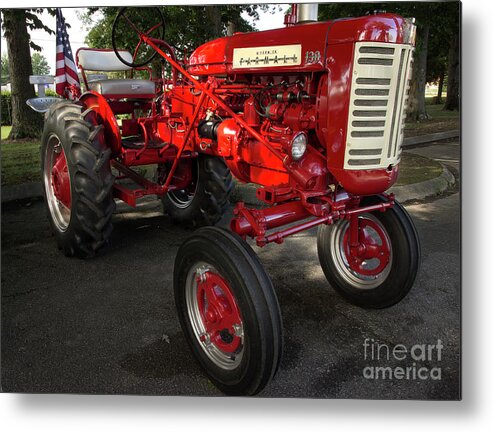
187,14 -> 407,76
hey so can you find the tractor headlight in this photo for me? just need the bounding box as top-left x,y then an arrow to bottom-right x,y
403,17 -> 417,45
290,132 -> 307,160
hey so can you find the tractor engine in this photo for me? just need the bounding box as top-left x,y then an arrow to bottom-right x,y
181,6 -> 415,197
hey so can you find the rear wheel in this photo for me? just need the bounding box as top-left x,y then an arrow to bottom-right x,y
174,227 -> 283,395
161,155 -> 233,227
317,196 -> 420,308
41,101 -> 115,258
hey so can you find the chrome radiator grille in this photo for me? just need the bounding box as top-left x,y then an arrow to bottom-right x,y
344,42 -> 414,170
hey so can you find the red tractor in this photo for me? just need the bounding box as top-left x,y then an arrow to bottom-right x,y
39,5 -> 420,395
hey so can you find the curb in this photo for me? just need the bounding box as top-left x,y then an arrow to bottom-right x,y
402,130 -> 459,147
388,163 -> 455,203
1,131 -> 458,204
1,182 -> 43,203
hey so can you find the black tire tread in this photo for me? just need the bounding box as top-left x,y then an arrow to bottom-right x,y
199,227 -> 283,389
317,195 -> 420,309
174,226 -> 283,395
163,156 -> 233,228
42,101 -> 115,258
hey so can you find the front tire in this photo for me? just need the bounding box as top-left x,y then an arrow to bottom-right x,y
174,227 -> 283,395
317,196 -> 420,308
41,101 -> 115,258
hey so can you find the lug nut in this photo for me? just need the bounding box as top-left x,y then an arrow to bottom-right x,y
199,332 -> 211,345
232,323 -> 243,337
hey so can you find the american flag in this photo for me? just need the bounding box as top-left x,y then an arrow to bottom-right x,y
55,8 -> 80,99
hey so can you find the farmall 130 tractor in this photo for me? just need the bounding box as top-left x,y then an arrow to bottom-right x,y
38,4 -> 420,395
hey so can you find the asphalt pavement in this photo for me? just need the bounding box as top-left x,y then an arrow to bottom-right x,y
1,141 -> 460,399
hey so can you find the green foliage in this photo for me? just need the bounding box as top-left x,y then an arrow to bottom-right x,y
1,53 -> 9,83
318,2 -> 457,28
0,8 -> 56,52
31,52 -> 50,75
24,8 -> 56,51
318,2 -> 460,81
83,5 -> 273,55
1,91 -> 12,125
45,88 -> 59,97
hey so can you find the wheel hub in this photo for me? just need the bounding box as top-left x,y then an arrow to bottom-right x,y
51,149 -> 71,209
196,270 -> 243,354
343,218 -> 391,277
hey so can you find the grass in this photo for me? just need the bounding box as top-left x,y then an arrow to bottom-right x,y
404,98 -> 460,138
1,127 -> 41,186
395,152 -> 443,186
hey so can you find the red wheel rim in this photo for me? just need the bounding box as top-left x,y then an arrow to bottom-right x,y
195,270 -> 243,354
44,134 -> 72,232
51,148 -> 71,209
342,217 -> 391,277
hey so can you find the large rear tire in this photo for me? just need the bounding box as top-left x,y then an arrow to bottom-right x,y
41,101 -> 115,258
317,196 -> 420,309
174,227 -> 283,395
161,155 -> 233,228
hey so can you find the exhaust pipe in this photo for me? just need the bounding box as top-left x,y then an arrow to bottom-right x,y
297,3 -> 319,23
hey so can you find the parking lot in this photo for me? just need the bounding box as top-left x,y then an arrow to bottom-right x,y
1,142 -> 460,399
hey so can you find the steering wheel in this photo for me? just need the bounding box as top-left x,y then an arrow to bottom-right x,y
112,7 -> 165,68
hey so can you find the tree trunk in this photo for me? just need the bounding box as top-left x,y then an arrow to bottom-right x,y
444,32 -> 460,111
3,9 -> 43,139
413,23 -> 430,121
406,67 -> 419,120
226,21 -> 235,37
436,71 -> 445,104
206,6 -> 223,40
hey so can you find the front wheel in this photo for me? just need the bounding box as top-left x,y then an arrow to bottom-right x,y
317,196 -> 420,309
174,227 -> 283,395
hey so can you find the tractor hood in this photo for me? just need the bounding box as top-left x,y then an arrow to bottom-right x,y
187,14 -> 408,76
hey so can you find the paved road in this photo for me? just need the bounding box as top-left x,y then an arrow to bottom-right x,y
1,141 -> 460,399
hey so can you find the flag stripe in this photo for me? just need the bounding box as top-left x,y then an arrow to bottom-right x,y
55,8 -> 80,98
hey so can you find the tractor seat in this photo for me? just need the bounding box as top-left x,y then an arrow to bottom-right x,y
88,79 -> 156,98
76,48 -> 156,99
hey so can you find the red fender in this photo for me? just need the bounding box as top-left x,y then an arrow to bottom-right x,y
79,91 -> 122,156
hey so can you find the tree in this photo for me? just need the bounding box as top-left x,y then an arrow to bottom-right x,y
1,8 -> 54,139
422,2 -> 460,110
426,57 -> 447,105
31,52 -> 50,76
1,53 -> 9,84
443,4 -> 460,111
426,20 -> 449,105
82,5 -> 272,55
413,23 -> 430,120
444,32 -> 459,111
318,2 -> 460,121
